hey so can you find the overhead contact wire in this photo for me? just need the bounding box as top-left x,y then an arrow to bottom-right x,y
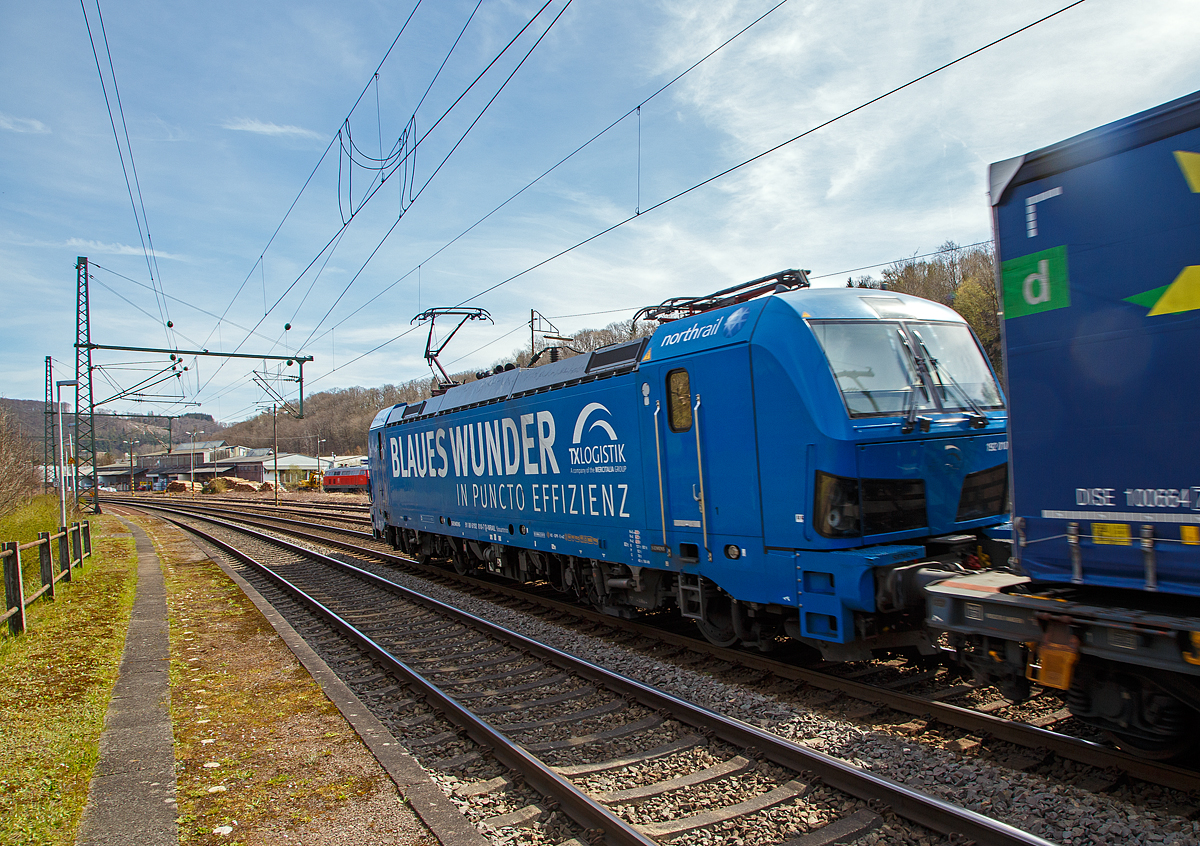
93,0 -> 172,347
202,0 -> 426,351
197,0 -> 556,403
80,0 -> 171,348
303,0 -> 796,351
456,0 -> 1089,307
296,0 -> 574,352
318,0 -> 1085,383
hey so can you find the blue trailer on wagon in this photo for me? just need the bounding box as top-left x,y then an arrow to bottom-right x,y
928,90 -> 1200,757
369,270 -> 1009,661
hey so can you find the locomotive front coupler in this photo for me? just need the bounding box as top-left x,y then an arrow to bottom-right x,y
875,558 -> 966,614
875,533 -> 986,614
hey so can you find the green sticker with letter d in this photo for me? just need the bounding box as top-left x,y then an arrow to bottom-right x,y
1002,245 -> 1070,319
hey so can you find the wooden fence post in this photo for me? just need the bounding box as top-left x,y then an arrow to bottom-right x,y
2,542 -> 25,635
58,527 -> 72,583
82,520 -> 92,559
71,522 -> 83,570
38,532 -> 55,601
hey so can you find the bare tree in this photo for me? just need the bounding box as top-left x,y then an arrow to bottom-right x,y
0,407 -> 39,516
880,241 -> 1001,377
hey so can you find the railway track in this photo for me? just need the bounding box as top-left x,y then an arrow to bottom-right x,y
179,496 -> 371,524
128,502 -> 1054,846
112,495 -> 1200,799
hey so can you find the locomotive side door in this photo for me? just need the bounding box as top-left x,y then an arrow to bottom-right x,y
640,349 -> 759,564
644,364 -> 705,559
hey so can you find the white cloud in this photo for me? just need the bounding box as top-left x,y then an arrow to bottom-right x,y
636,0 -> 1200,284
0,112 -> 49,134
221,118 -> 323,140
65,238 -> 187,261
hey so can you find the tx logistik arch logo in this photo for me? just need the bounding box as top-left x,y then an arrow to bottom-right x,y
1001,245 -> 1069,319
572,402 -> 617,444
569,402 -> 625,470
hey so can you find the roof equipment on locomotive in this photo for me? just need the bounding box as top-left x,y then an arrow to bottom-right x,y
412,307 -> 492,392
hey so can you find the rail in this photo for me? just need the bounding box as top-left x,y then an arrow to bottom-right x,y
164,508 -> 1052,846
0,521 -> 92,635
123,498 -> 1200,794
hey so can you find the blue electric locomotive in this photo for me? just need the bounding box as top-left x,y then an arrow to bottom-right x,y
369,272 -> 1009,658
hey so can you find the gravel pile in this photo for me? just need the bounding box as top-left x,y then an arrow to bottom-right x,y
346,559 -> 1200,846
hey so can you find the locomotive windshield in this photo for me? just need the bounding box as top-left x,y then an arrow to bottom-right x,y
811,320 -> 1002,419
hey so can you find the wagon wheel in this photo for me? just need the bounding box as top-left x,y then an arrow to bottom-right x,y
1105,728 -> 1199,761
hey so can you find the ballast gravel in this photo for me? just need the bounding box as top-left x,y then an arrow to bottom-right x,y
348,559 -> 1199,846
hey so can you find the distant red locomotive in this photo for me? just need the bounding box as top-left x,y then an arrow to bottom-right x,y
322,465 -> 370,493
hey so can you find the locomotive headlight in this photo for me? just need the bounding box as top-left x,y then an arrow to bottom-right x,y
814,471 -> 862,538
724,544 -> 741,559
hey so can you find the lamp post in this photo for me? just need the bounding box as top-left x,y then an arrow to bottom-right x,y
272,405 -> 279,507
127,439 -> 139,495
188,430 -> 199,498
55,380 -> 78,529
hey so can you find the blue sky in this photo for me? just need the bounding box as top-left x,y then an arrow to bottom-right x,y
2,0 -> 1198,424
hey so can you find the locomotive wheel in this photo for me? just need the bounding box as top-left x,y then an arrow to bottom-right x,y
695,594 -> 739,648
451,547 -> 474,575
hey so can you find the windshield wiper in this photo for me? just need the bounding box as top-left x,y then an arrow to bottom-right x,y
912,330 -> 989,428
897,329 -> 931,434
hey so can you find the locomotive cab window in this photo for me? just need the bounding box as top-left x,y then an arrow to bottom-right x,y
667,369 -> 692,432
811,320 -> 1003,419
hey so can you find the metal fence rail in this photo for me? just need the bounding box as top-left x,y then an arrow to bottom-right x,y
0,521 -> 91,635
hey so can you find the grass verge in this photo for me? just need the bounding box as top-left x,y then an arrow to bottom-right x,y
0,513 -> 137,846
145,517 -> 428,845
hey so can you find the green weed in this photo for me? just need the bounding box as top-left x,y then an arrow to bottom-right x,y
0,515 -> 137,846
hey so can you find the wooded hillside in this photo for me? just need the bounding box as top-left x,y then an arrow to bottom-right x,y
0,398 -> 219,464
217,317 -> 658,456
847,240 -> 1000,376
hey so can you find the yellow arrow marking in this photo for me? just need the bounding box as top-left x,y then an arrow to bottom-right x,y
1176,150 -> 1200,193
1148,265 -> 1200,315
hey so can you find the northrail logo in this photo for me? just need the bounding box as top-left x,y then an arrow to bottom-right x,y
723,306 -> 750,337
658,316 -> 724,347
